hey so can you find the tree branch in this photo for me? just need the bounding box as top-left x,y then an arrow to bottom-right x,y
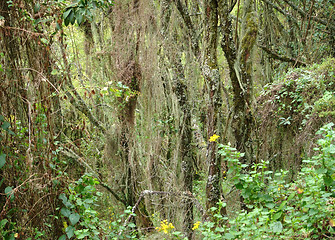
60,32 -> 106,133
60,148 -> 127,206
281,0 -> 335,31
173,0 -> 200,57
259,44 -> 307,67
63,88 -> 106,133
260,0 -> 299,27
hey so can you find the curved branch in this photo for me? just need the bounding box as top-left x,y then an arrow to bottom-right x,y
259,44 -> 307,67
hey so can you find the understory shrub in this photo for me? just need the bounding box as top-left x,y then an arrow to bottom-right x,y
193,123 -> 335,239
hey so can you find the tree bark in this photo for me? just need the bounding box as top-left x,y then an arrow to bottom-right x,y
203,0 -> 225,218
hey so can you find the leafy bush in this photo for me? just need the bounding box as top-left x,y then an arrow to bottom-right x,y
58,174 -> 103,239
195,123 -> 335,239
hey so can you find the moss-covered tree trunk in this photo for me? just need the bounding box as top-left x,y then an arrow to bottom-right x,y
219,0 -> 257,164
160,1 -> 194,237
203,0 -> 225,217
116,0 -> 154,231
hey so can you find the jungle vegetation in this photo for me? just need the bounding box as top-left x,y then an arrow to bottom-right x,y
1,0 -> 335,239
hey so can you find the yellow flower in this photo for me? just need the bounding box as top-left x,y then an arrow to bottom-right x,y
63,221 -> 68,229
297,188 -> 304,194
156,219 -> 175,234
14,233 -> 19,238
192,221 -> 201,230
209,134 -> 220,142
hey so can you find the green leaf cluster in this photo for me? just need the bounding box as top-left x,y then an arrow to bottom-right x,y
63,0 -> 114,26
58,174 -> 102,240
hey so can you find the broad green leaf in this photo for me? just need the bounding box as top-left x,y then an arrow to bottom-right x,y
69,213 -> 80,225
278,200 -> 287,211
7,129 -> 14,135
224,232 -> 235,239
59,193 -> 67,202
40,38 -> 48,45
1,121 -> 10,130
5,186 -> 14,200
64,15 -> 70,26
0,219 -> 8,228
58,235 -> 66,240
273,211 -> 282,220
265,202 -> 275,209
63,8 -> 72,19
287,192 -> 295,201
215,227 -> 225,232
324,175 -> 334,186
272,221 -> 283,233
66,226 -> 75,239
0,154 -> 6,169
75,229 -> 90,239
309,208 -> 318,215
51,69 -> 58,75
76,10 -> 84,25
328,145 -> 335,154
60,207 -> 71,218
69,11 -> 75,25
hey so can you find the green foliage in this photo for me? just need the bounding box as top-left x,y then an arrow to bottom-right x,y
57,174 -> 140,239
195,123 -> 335,239
100,81 -> 140,111
313,91 -> 335,117
107,207 -> 139,239
58,174 -> 102,239
261,58 -> 335,129
63,0 -> 114,26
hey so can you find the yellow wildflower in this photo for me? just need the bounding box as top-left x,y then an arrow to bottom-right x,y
209,134 -> 220,142
63,221 -> 68,229
278,184 -> 284,191
192,221 -> 201,230
297,188 -> 304,194
155,219 -> 175,234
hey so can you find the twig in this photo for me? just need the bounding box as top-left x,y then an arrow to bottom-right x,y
0,26 -> 44,36
0,174 -> 37,218
19,68 -> 60,94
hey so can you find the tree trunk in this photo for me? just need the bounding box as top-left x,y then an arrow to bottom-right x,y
203,0 -> 225,218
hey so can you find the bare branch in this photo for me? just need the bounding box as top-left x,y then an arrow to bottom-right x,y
259,44 -> 307,67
